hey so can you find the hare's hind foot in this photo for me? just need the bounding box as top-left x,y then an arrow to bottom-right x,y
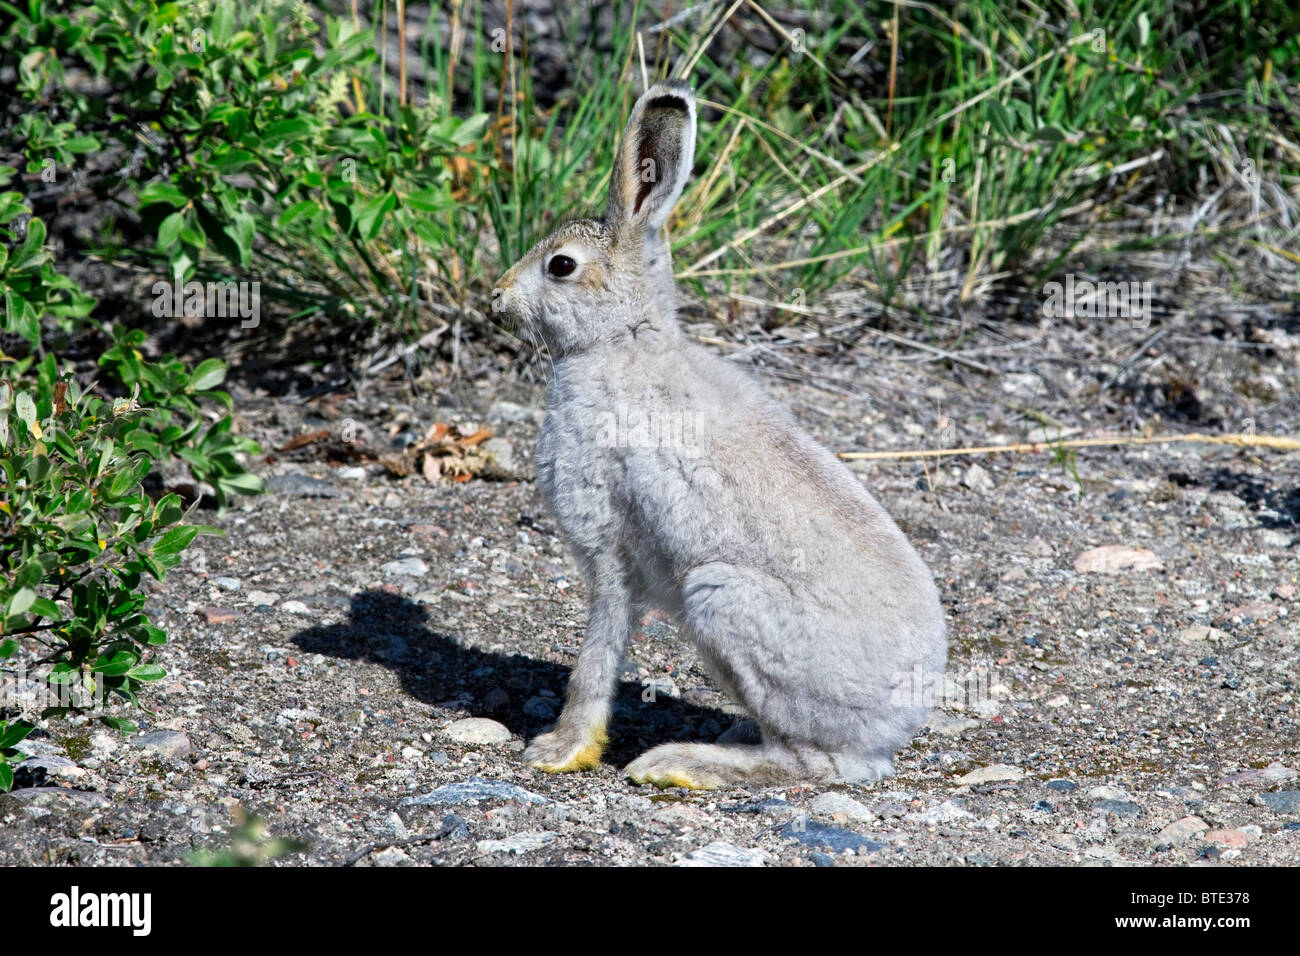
524,724 -> 608,773
624,740 -> 878,790
624,740 -> 896,790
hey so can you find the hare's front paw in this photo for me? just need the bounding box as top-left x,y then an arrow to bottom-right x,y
523,726 -> 607,773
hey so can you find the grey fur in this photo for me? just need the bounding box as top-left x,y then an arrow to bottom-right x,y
493,80 -> 947,788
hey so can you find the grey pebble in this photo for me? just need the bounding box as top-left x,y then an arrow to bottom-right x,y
522,696 -> 556,719
677,842 -> 768,867
381,557 -> 429,578
1258,791 -> 1300,813
476,830 -> 556,855
778,819 -> 886,854
399,776 -> 549,808
265,473 -> 340,497
131,731 -> 193,758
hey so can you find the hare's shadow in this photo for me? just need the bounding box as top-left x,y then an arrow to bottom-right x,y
291,590 -> 729,767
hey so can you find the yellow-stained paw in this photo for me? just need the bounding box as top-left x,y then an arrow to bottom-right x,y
624,743 -> 729,790
626,769 -> 717,791
524,727 -> 607,773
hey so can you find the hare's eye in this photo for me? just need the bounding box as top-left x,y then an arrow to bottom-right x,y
547,255 -> 577,278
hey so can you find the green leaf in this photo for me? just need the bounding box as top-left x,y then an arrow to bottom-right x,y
0,764 -> 12,792
213,149 -> 257,174
91,650 -> 138,676
5,587 -> 36,616
0,719 -> 35,750
277,199 -> 319,227
158,210 -> 185,249
108,465 -> 141,499
99,716 -> 137,734
15,391 -> 36,425
262,117 -> 316,147
126,664 -> 166,681
153,524 -> 201,556
189,358 -> 227,391
139,182 -> 189,208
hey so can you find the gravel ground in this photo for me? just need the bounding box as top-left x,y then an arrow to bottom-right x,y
3,310 -> 1299,867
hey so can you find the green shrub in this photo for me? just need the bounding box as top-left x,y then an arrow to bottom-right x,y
0,363 -> 219,791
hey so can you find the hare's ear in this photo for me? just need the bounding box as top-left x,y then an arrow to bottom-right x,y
605,80 -> 696,236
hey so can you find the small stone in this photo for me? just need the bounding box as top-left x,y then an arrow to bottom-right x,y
476,830 -> 556,855
482,437 -> 518,477
962,462 -> 994,492
399,777 -> 549,808
279,600 -> 311,615
482,688 -> 510,711
198,605 -> 241,624
809,792 -> 874,822
809,852 -> 836,867
372,847 -> 409,866
6,787 -> 110,809
131,731 -> 192,758
400,746 -> 424,760
522,696 -> 556,720
643,676 -> 680,699
1046,779 -> 1078,792
444,718 -> 512,745
1073,545 -> 1163,574
677,842 -> 768,867
382,557 -> 428,578
439,813 -> 470,840
337,466 -> 366,480
1178,625 -> 1229,644
925,711 -> 979,736
1220,763 -> 1297,787
1093,800 -> 1142,818
719,797 -> 796,818
1045,695 -> 1070,708
1258,791 -> 1300,813
1084,845 -> 1123,861
1225,601 -> 1279,622
1088,785 -> 1130,801
777,820 -> 885,853
374,634 -> 410,662
958,764 -> 1024,785
1156,816 -> 1209,844
213,577 -> 241,591
911,800 -> 975,825
246,590 -> 279,607
1204,828 -> 1251,849
17,755 -> 83,782
265,473 -> 340,497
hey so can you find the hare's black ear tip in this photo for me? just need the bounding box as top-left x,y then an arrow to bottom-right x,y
644,80 -> 695,113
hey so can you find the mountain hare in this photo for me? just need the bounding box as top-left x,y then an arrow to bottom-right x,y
494,80 -> 947,789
